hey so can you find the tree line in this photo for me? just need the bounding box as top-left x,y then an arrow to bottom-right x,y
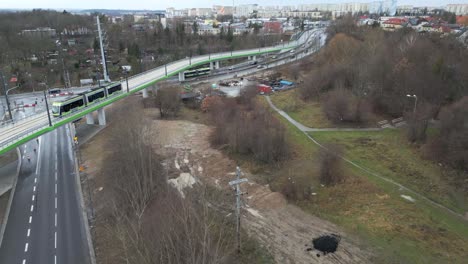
298,15 -> 467,171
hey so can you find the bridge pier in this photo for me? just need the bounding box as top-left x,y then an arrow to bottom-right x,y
98,108 -> 106,126
152,84 -> 159,94
210,61 -> 220,70
85,113 -> 94,125
142,88 -> 148,98
178,72 -> 185,82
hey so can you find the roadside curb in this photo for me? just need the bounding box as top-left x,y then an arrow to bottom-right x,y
71,124 -> 97,264
0,147 -> 22,248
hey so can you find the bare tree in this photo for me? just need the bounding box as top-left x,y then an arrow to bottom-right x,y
155,86 -> 181,118
426,97 -> 468,170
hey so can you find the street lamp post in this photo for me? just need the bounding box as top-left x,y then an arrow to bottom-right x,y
406,94 -> 418,113
0,72 -> 13,121
124,71 -> 130,93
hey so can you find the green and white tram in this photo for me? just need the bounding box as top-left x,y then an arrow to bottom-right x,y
52,82 -> 122,117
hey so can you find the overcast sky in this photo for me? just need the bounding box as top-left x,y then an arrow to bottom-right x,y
0,1 -> 462,10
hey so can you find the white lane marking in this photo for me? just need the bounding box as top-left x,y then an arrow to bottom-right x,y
30,205 -> 34,212
35,137 -> 42,175
22,259 -> 26,264
54,232 -> 57,249
34,178 -> 37,183
24,243 -> 28,252
32,195 -> 35,201
23,149 -> 26,154
33,186 -> 36,192
55,213 -> 57,227
54,255 -> 57,264
55,183 -> 57,194
55,197 -> 57,209
27,228 -> 30,237
29,216 -> 32,223
55,171 -> 57,182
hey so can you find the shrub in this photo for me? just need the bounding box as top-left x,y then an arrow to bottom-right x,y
209,98 -> 289,164
318,144 -> 345,186
425,97 -> 468,170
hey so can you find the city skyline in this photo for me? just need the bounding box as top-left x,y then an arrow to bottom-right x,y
0,0 -> 463,11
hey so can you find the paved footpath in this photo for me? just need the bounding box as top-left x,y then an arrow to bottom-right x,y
265,95 -> 466,220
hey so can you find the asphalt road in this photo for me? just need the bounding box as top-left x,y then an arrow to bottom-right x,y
0,125 -> 90,264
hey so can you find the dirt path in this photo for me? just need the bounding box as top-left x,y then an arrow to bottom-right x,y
150,119 -> 373,264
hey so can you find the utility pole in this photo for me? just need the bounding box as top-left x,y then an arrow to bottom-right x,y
43,90 -> 52,127
0,71 -> 13,121
229,166 -> 248,254
407,94 -> 418,113
97,16 -> 110,82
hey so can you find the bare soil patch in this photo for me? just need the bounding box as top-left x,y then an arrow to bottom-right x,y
149,118 -> 373,263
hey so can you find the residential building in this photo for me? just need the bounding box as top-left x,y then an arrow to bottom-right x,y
284,11 -> 322,19
369,0 -> 397,15
189,8 -> 213,17
235,4 -> 258,17
166,7 -> 188,18
21,27 -> 56,38
62,27 -> 91,36
263,21 -> 282,34
213,5 -> 233,16
198,24 -> 220,35
445,4 -> 468,15
380,17 -> 407,31
227,23 -> 252,35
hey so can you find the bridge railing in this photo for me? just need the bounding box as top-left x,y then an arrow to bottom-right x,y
0,29 -> 322,154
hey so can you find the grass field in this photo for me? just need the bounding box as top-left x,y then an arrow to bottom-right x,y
263,97 -> 468,263
0,150 -> 17,167
269,90 -> 332,128
311,129 -> 468,214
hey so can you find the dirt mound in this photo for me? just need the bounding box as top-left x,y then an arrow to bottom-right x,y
248,184 -> 287,210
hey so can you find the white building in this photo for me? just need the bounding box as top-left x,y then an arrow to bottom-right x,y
213,5 -> 234,16
166,7 -> 188,18
369,0 -> 397,15
445,4 -> 468,15
235,4 -> 258,17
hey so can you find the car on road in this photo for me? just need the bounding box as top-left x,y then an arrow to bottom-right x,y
249,61 -> 258,65
228,66 -> 234,70
290,49 -> 295,53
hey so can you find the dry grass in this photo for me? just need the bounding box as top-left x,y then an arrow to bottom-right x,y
0,190 -> 11,229
270,89 -> 332,128
0,150 -> 16,167
312,129 -> 468,213
264,95 -> 468,263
